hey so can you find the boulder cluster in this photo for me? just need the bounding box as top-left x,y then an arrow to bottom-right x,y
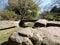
7,19 -> 60,45
8,27 -> 60,45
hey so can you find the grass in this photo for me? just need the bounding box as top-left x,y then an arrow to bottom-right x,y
25,22 -> 34,27
0,27 -> 18,45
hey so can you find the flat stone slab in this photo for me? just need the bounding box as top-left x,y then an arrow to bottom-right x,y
0,21 -> 19,29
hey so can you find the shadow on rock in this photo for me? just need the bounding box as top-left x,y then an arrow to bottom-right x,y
1,41 -> 8,45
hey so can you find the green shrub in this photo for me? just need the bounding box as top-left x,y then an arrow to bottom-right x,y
0,10 -> 21,20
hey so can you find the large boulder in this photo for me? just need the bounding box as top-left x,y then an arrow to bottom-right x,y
40,27 -> 60,45
34,19 -> 48,27
34,19 -> 60,27
8,27 -> 42,45
8,27 -> 60,45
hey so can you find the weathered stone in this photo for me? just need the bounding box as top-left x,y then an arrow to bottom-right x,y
40,27 -> 60,45
46,21 -> 60,27
34,19 -> 47,27
8,27 -> 42,45
8,28 -> 33,45
0,21 -> 19,30
8,27 -> 60,45
34,19 -> 60,27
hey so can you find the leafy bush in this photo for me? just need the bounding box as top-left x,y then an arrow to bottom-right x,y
41,12 -> 60,21
0,10 -> 21,20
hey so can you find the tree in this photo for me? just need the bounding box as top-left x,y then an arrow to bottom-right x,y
7,0 -> 40,19
50,6 -> 60,21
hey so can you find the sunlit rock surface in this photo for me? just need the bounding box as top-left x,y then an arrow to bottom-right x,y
8,27 -> 60,45
0,21 -> 19,29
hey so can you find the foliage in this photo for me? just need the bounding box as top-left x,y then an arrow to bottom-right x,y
50,6 -> 60,21
7,0 -> 40,19
42,12 -> 54,20
42,12 -> 60,21
0,10 -> 20,20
